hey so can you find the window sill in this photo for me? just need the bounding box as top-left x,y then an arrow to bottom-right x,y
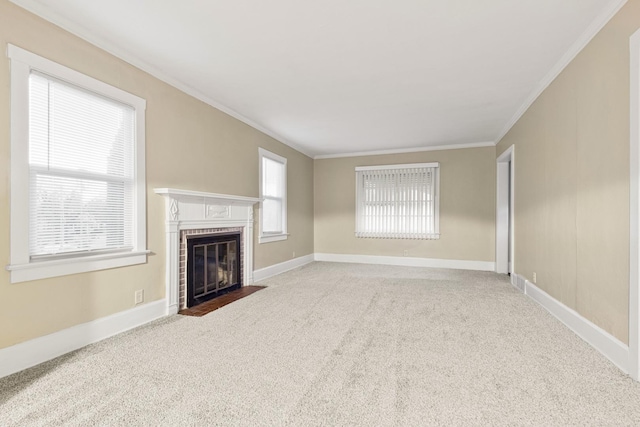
259,233 -> 289,244
6,250 -> 150,284
354,233 -> 440,240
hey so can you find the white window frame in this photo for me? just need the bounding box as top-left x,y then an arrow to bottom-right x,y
355,162 -> 440,240
6,44 -> 148,283
258,148 -> 288,244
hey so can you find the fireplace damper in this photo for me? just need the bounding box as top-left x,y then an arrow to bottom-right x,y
186,232 -> 241,307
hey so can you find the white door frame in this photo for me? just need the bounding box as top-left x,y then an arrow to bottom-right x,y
629,28 -> 640,381
496,145 -> 515,275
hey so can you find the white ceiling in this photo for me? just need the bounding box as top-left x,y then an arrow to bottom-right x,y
10,0 -> 625,158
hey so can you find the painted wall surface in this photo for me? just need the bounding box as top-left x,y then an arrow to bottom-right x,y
0,0 -> 314,349
497,0 -> 640,343
314,147 -> 496,262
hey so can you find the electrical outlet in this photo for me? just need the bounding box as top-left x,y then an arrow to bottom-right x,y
292,251 -> 296,259
403,250 -> 409,256
532,272 -> 537,284
134,289 -> 144,305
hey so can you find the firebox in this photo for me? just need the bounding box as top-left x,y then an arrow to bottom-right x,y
186,232 -> 241,307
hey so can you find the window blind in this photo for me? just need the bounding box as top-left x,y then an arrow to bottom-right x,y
28,71 -> 135,258
261,156 -> 285,234
355,163 -> 439,239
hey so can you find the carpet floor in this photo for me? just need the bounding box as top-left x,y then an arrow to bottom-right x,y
2,262 -> 640,426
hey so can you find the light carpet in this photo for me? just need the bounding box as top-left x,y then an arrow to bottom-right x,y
2,262 -> 640,426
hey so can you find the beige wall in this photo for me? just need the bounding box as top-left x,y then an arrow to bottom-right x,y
0,0 -> 314,349
314,147 -> 496,262
497,0 -> 640,343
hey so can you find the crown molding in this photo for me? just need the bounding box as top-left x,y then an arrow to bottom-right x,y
9,0 -> 317,159
494,0 -> 628,145
313,141 -> 495,160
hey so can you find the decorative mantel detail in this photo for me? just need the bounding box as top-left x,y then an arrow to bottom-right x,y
206,204 -> 230,219
154,188 -> 261,315
170,199 -> 179,221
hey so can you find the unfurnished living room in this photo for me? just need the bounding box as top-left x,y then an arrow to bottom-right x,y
2,0 -> 640,425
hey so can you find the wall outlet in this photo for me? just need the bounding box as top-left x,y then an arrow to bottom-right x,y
403,250 -> 409,256
292,251 -> 296,259
532,272 -> 537,284
134,289 -> 144,305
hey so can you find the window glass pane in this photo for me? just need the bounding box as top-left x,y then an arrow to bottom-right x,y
29,173 -> 132,256
263,198 -> 283,233
28,73 -> 50,167
263,157 -> 283,197
29,72 -> 134,179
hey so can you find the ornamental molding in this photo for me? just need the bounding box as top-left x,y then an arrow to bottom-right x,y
206,204 -> 230,219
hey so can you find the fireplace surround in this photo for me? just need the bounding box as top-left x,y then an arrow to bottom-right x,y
155,188 -> 260,314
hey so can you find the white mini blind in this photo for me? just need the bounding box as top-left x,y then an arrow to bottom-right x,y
355,163 -> 440,239
261,155 -> 285,234
28,71 -> 135,258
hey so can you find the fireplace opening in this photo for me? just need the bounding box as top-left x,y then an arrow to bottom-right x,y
186,232 -> 241,308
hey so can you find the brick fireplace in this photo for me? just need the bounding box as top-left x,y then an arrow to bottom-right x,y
155,188 -> 260,314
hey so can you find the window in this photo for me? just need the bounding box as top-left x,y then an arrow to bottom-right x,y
355,163 -> 440,239
7,45 -> 147,283
259,148 -> 287,243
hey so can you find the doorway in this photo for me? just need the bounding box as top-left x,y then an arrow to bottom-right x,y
496,145 -> 514,275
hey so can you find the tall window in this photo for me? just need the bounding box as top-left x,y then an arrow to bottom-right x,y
259,148 -> 287,243
7,45 -> 147,283
355,163 -> 440,239
29,72 -> 134,257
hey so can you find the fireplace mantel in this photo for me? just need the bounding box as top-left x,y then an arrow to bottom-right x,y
154,188 -> 261,206
155,188 -> 261,314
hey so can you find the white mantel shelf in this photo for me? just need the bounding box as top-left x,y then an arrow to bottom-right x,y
154,187 -> 260,315
153,188 -> 261,205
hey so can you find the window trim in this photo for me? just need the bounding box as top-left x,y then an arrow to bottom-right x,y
258,148 -> 288,244
6,44 -> 148,283
354,162 -> 440,240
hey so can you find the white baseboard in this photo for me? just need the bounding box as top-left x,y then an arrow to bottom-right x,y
253,254 -> 315,282
0,299 -> 167,379
512,273 -> 630,374
314,253 -> 496,272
